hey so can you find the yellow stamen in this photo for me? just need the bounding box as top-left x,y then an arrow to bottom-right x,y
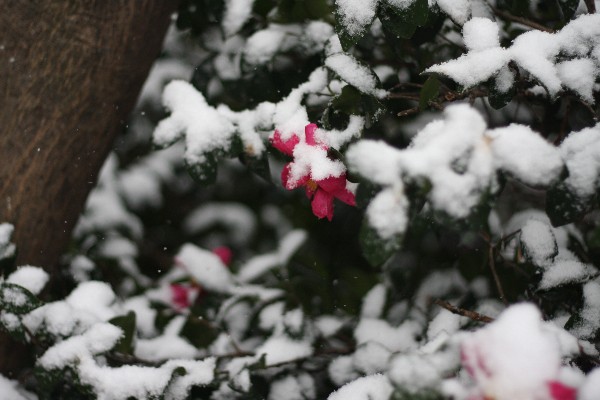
306,179 -> 318,192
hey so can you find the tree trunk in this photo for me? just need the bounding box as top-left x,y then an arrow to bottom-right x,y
0,0 -> 178,375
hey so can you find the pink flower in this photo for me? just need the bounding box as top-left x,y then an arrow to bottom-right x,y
271,123 -> 356,221
459,304 -> 578,400
212,246 -> 232,266
170,283 -> 201,310
547,381 -> 577,400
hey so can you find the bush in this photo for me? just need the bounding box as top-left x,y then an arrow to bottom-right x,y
2,1 -> 600,399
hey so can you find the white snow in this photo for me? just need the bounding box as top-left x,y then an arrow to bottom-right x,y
460,303 -> 566,400
135,317 -> 198,362
436,0 -> 471,24
175,244 -> 234,292
538,260 -> 596,290
519,219 -> 557,267
0,223 -> 16,259
222,0 -> 255,37
346,140 -> 402,186
325,53 -> 384,97
354,318 -> 420,352
559,124 -> 600,198
328,374 -> 393,400
328,355 -> 360,386
360,283 -> 387,318
579,368 -> 600,400
488,124 -> 563,187
352,341 -> 391,374
254,335 -> 313,366
334,0 -> 378,38
570,281 -> 600,339
6,266 -> 48,295
237,230 -> 306,282
268,374 -> 316,400
426,14 -> 600,100
183,202 -> 257,245
155,80 -> 236,166
557,58 -> 597,103
0,374 -> 36,400
463,18 -> 500,51
366,186 -> 409,240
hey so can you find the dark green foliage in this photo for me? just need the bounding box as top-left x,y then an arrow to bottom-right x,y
378,0 -> 429,40
419,76 -> 440,110
360,220 -> 403,267
108,312 -> 137,355
546,182 -> 594,227
557,0 -> 580,20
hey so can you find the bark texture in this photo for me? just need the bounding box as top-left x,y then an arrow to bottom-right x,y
0,0 -> 177,375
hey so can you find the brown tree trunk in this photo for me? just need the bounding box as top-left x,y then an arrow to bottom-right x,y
0,0 -> 178,375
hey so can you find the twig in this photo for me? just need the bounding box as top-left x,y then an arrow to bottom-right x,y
433,299 -> 494,323
397,106 -> 420,117
490,6 -> 554,33
488,244 -> 509,305
386,93 -> 421,101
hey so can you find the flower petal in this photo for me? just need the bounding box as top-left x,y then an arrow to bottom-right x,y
305,123 -> 318,146
282,163 -> 309,190
317,174 -> 347,194
335,189 -> 356,206
170,284 -> 190,309
270,130 -> 299,156
311,189 -> 334,221
547,381 -> 577,400
212,246 -> 232,266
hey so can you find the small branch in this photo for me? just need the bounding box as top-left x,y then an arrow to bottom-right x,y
488,244 -> 509,305
433,299 -> 494,323
386,93 -> 421,101
397,106 -> 420,117
490,6 -> 554,33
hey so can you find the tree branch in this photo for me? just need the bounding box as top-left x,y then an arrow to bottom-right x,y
490,6 -> 554,33
433,299 -> 495,323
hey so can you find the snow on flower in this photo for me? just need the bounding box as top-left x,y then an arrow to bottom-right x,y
167,246 -> 235,310
458,303 -> 577,400
271,123 -> 356,221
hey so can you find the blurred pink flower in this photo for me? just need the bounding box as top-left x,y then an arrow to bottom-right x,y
460,304 -> 577,400
212,246 -> 232,266
169,283 -> 201,310
271,123 -> 355,221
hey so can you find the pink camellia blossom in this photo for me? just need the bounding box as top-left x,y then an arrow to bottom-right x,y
460,303 -> 578,400
169,283 -> 201,310
271,123 -> 356,221
212,246 -> 233,266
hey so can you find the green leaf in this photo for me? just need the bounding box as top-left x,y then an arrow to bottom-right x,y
334,6 -> 375,51
355,181 -> 382,209
305,0 -> 333,20
558,0 -> 579,21
488,87 -> 515,110
360,220 -> 402,266
180,316 -> 219,348
0,282 -> 42,314
239,153 -> 272,182
330,85 -> 386,125
419,76 -> 440,110
332,85 -> 362,115
108,311 -> 137,355
378,0 -> 429,40
361,95 -> 386,125
186,153 -> 218,185
546,182 -> 594,227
